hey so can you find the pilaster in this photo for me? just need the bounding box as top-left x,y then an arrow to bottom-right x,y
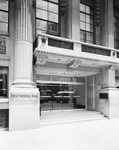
100,67 -> 119,118
100,0 -> 114,47
66,0 -> 80,40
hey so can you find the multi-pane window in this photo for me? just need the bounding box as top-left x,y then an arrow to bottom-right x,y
114,5 -> 119,49
0,0 -> 9,33
0,67 -> 8,98
80,3 -> 94,44
114,18 -> 119,49
36,0 -> 59,35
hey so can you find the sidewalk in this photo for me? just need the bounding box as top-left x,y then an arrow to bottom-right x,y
0,118 -> 119,150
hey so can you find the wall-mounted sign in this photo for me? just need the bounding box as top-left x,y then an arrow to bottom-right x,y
52,75 -> 72,82
37,74 -> 51,81
0,37 -> 6,54
99,93 -> 108,99
37,74 -> 73,83
10,93 -> 39,101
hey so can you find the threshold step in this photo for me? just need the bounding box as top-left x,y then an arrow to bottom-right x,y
40,116 -> 107,126
41,114 -> 104,121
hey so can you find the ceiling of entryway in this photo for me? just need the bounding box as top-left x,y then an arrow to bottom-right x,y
36,53 -> 112,77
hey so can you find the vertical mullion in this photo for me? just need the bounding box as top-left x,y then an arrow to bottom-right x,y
47,1 -> 49,32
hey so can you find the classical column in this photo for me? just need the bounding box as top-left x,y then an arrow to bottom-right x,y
13,0 -> 34,87
9,0 -> 39,131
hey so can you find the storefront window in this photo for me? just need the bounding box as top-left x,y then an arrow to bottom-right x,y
0,0 -> 9,33
36,0 -> 59,35
0,67 -> 8,98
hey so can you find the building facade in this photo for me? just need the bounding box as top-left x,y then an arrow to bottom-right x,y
0,0 -> 119,131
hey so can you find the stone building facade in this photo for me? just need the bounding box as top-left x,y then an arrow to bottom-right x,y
0,0 -> 119,131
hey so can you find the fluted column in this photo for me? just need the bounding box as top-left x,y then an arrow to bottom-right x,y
13,0 -> 34,87
9,0 -> 40,131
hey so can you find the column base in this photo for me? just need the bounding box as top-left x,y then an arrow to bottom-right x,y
13,79 -> 35,88
100,86 -> 119,119
9,87 -> 40,131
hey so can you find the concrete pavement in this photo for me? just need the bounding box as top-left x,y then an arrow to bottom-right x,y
0,118 -> 119,150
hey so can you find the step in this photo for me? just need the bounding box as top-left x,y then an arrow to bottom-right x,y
40,116 -> 106,126
40,110 -> 107,126
41,113 -> 104,120
41,109 -> 102,116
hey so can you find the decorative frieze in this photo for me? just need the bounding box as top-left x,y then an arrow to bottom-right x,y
82,45 -> 111,56
48,38 -> 73,50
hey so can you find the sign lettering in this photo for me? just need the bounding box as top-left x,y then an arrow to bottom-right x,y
10,93 -> 39,100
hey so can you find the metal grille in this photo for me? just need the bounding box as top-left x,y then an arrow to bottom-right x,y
0,109 -> 9,128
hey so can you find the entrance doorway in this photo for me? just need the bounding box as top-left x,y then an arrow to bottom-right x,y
37,83 -> 85,111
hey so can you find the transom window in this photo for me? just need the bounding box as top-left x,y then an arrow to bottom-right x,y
36,0 -> 59,35
80,3 -> 94,44
0,0 -> 9,33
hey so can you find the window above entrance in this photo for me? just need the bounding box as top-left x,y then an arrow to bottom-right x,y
36,0 -> 59,36
80,3 -> 94,44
